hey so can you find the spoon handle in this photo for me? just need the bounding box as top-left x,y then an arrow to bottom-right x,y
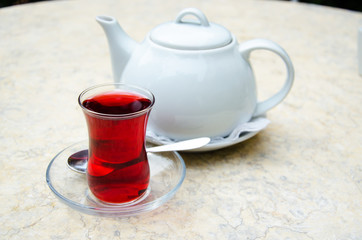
147,137 -> 210,153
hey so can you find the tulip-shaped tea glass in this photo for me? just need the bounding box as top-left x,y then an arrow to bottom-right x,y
78,83 -> 155,205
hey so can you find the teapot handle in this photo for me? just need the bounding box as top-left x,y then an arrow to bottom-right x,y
239,39 -> 294,117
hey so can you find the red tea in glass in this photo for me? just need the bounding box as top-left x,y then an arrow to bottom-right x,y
79,83 -> 154,204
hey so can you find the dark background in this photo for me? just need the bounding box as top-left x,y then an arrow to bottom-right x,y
283,0 -> 362,12
1,0 -> 48,8
0,0 -> 361,12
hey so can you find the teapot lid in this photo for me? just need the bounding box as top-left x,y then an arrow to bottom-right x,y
150,8 -> 232,50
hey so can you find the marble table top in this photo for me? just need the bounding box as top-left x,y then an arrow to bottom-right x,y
1,0 -> 361,239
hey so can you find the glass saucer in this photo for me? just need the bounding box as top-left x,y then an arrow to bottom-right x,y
46,141 -> 186,217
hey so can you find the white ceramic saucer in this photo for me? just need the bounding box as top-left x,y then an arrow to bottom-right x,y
147,117 -> 270,152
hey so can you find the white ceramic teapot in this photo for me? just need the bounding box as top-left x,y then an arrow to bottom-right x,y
96,8 -> 294,140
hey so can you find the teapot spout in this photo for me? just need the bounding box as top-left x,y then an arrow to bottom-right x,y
96,16 -> 138,82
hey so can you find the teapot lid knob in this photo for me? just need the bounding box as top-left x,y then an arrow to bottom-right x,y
175,8 -> 210,27
150,8 -> 232,50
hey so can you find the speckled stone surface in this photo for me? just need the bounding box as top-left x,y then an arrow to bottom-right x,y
1,0 -> 361,239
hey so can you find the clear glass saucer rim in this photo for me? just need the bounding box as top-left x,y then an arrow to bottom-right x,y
46,140 -> 186,216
